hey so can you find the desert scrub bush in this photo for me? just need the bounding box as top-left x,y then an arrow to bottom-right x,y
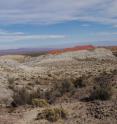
13,87 -> 41,105
8,77 -> 15,90
32,99 -> 49,107
90,83 -> 112,101
89,70 -> 116,101
45,80 -> 75,103
54,80 -> 75,94
36,107 -> 67,122
34,78 -> 40,85
8,77 -> 15,84
73,76 -> 87,88
13,87 -> 32,105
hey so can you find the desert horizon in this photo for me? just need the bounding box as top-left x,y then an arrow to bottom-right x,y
0,45 -> 117,55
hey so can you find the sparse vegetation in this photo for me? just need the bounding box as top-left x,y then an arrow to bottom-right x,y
45,77 -> 89,103
54,80 -> 74,94
32,99 -> 49,107
90,85 -> 112,100
36,107 -> 67,122
8,77 -> 15,90
13,87 -> 41,105
45,80 -> 76,103
73,76 -> 86,88
13,87 -> 32,105
8,77 -> 15,85
0,48 -> 117,124
90,81 -> 112,101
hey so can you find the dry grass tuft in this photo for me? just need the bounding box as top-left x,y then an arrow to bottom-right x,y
36,107 -> 67,122
32,99 -> 49,107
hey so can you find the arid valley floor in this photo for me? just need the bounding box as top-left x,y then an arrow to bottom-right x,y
0,48 -> 117,124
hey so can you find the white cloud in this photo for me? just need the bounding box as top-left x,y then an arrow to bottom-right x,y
92,31 -> 117,36
0,29 -> 24,35
0,30 -> 66,42
0,0 -> 117,26
75,31 -> 117,43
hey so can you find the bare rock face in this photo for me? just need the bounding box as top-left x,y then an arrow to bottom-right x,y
51,48 -> 116,60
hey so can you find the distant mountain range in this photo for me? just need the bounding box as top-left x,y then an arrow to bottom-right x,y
0,45 -> 95,55
0,45 -> 116,56
0,48 -> 53,55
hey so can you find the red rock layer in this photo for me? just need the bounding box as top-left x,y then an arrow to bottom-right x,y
49,45 -> 96,55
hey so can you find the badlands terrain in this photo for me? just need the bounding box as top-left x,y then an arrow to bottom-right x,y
0,47 -> 117,124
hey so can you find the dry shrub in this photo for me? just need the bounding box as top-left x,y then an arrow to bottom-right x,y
13,87 -> 41,105
8,77 -> 15,90
53,80 -> 75,95
90,74 -> 113,101
45,80 -> 75,103
8,77 -> 15,85
32,99 -> 49,107
36,107 -> 67,122
73,76 -> 87,88
90,84 -> 112,101
45,77 -> 89,103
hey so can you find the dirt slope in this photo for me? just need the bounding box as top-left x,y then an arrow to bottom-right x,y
0,48 -> 117,124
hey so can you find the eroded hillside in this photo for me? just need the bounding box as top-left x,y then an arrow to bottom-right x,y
0,48 -> 117,124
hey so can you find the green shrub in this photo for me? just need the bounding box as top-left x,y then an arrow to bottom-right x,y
36,107 -> 67,122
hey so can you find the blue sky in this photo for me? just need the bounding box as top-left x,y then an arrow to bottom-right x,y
0,0 -> 117,49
